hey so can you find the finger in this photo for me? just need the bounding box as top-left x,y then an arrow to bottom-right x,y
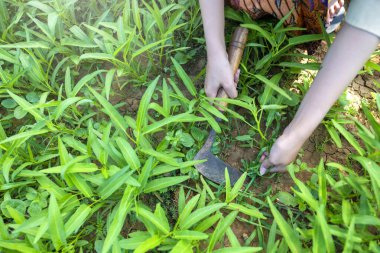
222,81 -> 238,98
334,3 -> 340,13
259,158 -> 273,176
329,6 -> 334,16
268,165 -> 287,173
234,69 -> 241,84
205,82 -> 218,99
260,151 -> 268,163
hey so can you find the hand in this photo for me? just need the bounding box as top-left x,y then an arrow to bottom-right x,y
204,54 -> 237,99
326,0 -> 344,25
259,129 -> 305,175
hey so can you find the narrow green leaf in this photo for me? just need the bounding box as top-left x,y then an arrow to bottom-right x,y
267,197 -> 303,253
180,203 -> 226,230
136,76 -> 159,135
342,219 -> 355,253
208,211 -> 239,251
226,227 -> 240,247
229,172 -> 247,203
87,86 -> 129,137
326,124 -> 342,148
353,156 -> 380,187
71,70 -> 105,97
7,91 -> 45,121
170,240 -> 193,253
54,97 -> 82,120
104,68 -> 116,100
173,230 -> 208,240
178,187 -> 186,214
154,203 -> 170,233
213,247 -> 262,253
332,120 -> 365,156
225,168 -> 232,203
140,148 -> 179,166
0,41 -> 50,49
318,159 -> 327,206
132,38 -> 168,59
254,75 -> 291,100
143,176 -> 189,193
0,240 -> 39,253
98,168 -> 134,199
102,186 -> 135,253
27,1 -> 54,12
142,113 -> 205,135
138,157 -> 154,191
0,129 -> 48,145
171,57 -> 196,96
79,53 -> 115,61
316,205 -> 335,253
119,234 -> 150,250
136,205 -> 170,235
242,23 -> 275,47
194,213 -> 222,232
362,103 -> 380,138
227,203 -> 265,219
48,194 -> 67,250
288,34 -> 324,46
68,174 -> 94,198
116,137 -> 140,170
178,194 -> 200,228
134,235 -> 162,253
2,157 -> 14,183
64,204 -> 91,236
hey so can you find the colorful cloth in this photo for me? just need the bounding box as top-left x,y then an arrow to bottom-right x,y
228,0 -> 328,33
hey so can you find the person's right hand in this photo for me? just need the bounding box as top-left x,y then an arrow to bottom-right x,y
204,53 -> 237,99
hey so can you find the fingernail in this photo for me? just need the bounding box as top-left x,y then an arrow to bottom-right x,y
260,152 -> 268,163
260,166 -> 267,176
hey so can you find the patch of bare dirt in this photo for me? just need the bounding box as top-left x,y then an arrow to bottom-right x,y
301,125 -> 354,166
109,84 -> 145,115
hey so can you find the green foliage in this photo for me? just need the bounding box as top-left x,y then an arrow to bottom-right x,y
0,0 -> 379,252
270,103 -> 380,252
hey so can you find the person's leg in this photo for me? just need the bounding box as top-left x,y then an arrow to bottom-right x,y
260,23 -> 380,175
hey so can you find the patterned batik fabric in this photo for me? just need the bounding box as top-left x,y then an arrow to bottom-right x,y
228,0 -> 327,33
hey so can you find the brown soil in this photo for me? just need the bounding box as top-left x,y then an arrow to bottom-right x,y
108,83 -> 145,116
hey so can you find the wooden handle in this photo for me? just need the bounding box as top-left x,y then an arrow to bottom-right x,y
216,27 -> 249,109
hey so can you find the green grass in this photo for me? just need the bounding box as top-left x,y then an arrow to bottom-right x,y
0,0 -> 379,252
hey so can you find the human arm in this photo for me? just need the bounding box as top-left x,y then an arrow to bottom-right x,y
199,0 -> 237,99
260,22 -> 380,174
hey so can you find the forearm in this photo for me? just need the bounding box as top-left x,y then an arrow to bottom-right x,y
199,0 -> 227,61
285,23 -> 380,141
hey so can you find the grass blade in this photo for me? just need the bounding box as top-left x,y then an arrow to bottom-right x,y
115,137 -> 141,170
48,194 -> 67,250
254,74 -> 291,100
208,211 -> 239,251
180,203 -> 226,230
171,57 -> 196,97
136,76 -> 159,138
143,176 -> 189,193
64,204 -> 92,236
102,186 -> 135,253
267,197 -> 303,253
332,120 -> 365,155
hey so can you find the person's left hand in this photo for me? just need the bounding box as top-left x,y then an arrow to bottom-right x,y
326,0 -> 344,25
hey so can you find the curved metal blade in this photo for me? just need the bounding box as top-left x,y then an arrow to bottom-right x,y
194,129 -> 242,185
